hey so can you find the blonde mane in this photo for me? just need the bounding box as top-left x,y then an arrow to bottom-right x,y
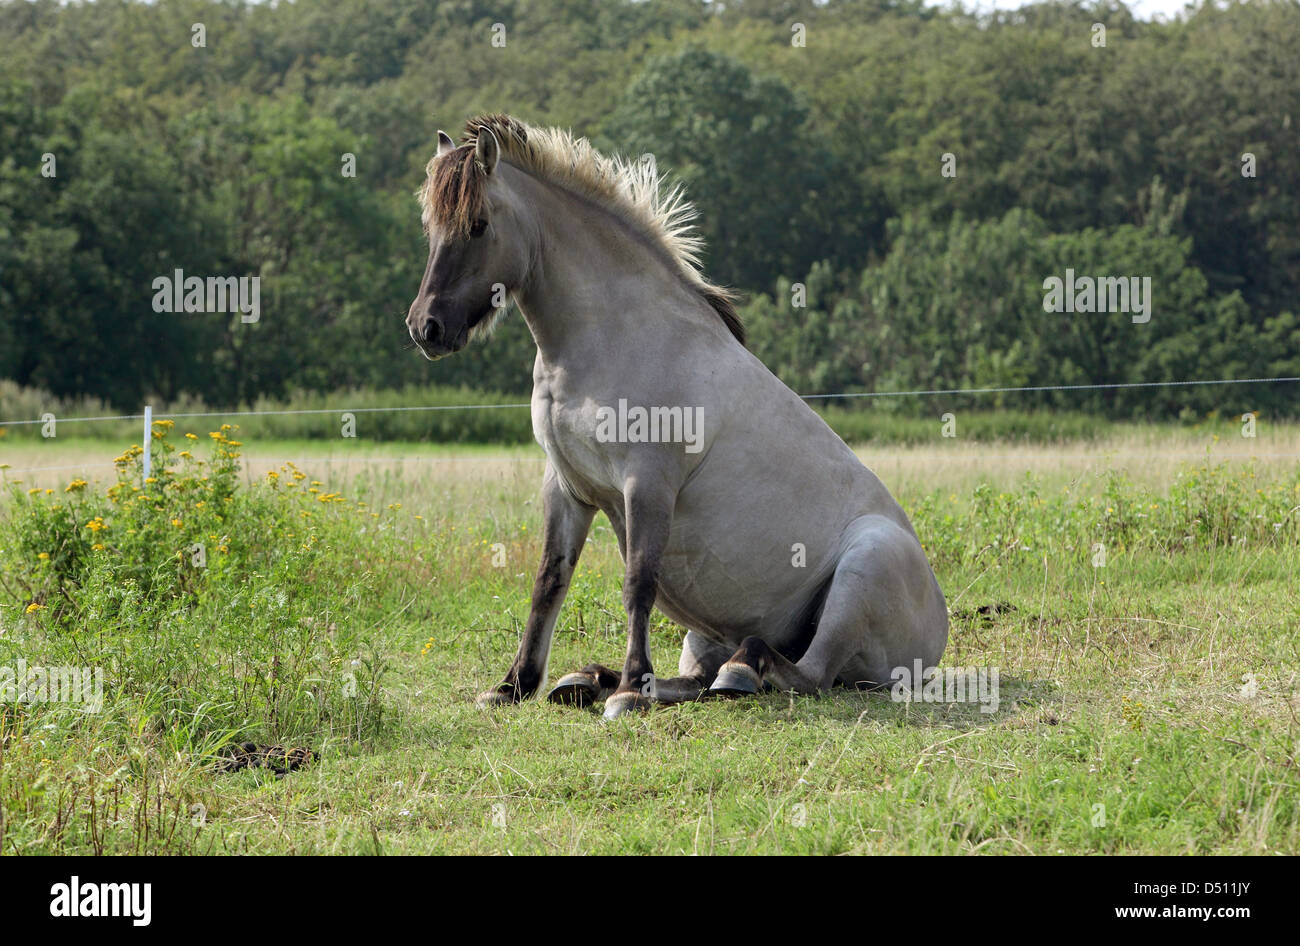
419,114 -> 744,345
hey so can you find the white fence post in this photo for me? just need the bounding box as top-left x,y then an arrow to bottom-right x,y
142,404 -> 152,486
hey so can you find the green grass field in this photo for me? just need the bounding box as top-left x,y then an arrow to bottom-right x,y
1,424 -> 1297,854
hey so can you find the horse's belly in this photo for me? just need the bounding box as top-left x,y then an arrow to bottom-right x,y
649,518 -> 837,649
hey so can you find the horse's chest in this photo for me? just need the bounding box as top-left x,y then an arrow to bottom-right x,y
532,393 -> 621,506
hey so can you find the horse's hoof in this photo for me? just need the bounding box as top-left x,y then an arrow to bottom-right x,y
707,663 -> 762,697
547,672 -> 602,707
475,686 -> 519,708
602,691 -> 652,720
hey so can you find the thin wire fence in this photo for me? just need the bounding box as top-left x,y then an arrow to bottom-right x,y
2,375 -> 1299,480
3,374 -> 1298,426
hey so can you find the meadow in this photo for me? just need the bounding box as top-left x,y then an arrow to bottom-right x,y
0,418 -> 1297,854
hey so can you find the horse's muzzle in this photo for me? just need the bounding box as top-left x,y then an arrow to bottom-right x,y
410,317 -> 467,360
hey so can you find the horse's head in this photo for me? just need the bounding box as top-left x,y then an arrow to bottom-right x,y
407,127 -> 529,360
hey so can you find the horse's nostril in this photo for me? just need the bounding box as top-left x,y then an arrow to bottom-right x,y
422,320 -> 443,346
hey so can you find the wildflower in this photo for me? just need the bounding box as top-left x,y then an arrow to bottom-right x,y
185,433 -> 198,441
65,479 -> 88,492
37,552 -> 49,561
25,603 -> 45,613
171,518 -> 183,527
92,543 -> 105,551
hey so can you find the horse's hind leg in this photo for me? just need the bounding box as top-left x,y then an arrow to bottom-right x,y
710,521 -> 947,697
548,630 -> 727,707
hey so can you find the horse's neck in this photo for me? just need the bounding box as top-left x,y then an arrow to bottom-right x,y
513,173 -> 713,373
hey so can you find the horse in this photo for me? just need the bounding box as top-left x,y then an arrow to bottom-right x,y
407,114 -> 948,719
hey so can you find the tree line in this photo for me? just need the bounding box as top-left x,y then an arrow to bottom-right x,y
1,0 -> 1297,418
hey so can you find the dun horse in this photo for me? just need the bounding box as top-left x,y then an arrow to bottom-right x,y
408,115 -> 948,718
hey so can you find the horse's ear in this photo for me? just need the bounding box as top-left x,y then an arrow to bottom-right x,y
475,127 -> 500,175
436,131 -> 457,157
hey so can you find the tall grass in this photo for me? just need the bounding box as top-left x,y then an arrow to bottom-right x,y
0,421 -> 400,851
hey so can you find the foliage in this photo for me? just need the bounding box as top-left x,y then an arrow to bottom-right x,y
1,0 -> 1298,416
0,423 -> 393,759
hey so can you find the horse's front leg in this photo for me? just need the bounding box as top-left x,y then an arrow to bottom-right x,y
477,465 -> 595,707
603,480 -> 674,720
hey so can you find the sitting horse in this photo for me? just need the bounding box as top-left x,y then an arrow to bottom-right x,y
407,115 -> 948,718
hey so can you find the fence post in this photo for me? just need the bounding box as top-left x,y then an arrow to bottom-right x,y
142,404 -> 152,486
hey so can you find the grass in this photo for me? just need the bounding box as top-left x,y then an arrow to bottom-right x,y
0,422 -> 1297,854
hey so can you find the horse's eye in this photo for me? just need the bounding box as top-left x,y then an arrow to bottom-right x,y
469,219 -> 488,238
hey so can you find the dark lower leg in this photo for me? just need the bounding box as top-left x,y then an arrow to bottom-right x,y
549,663 -> 710,706
715,636 -> 826,696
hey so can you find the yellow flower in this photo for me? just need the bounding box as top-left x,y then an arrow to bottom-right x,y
25,603 -> 45,613
152,419 -> 175,430
37,552 -> 49,561
185,433 -> 198,441
171,518 -> 183,527
92,543 -> 106,551
145,477 -> 157,484
65,479 -> 87,492
27,487 -> 40,496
